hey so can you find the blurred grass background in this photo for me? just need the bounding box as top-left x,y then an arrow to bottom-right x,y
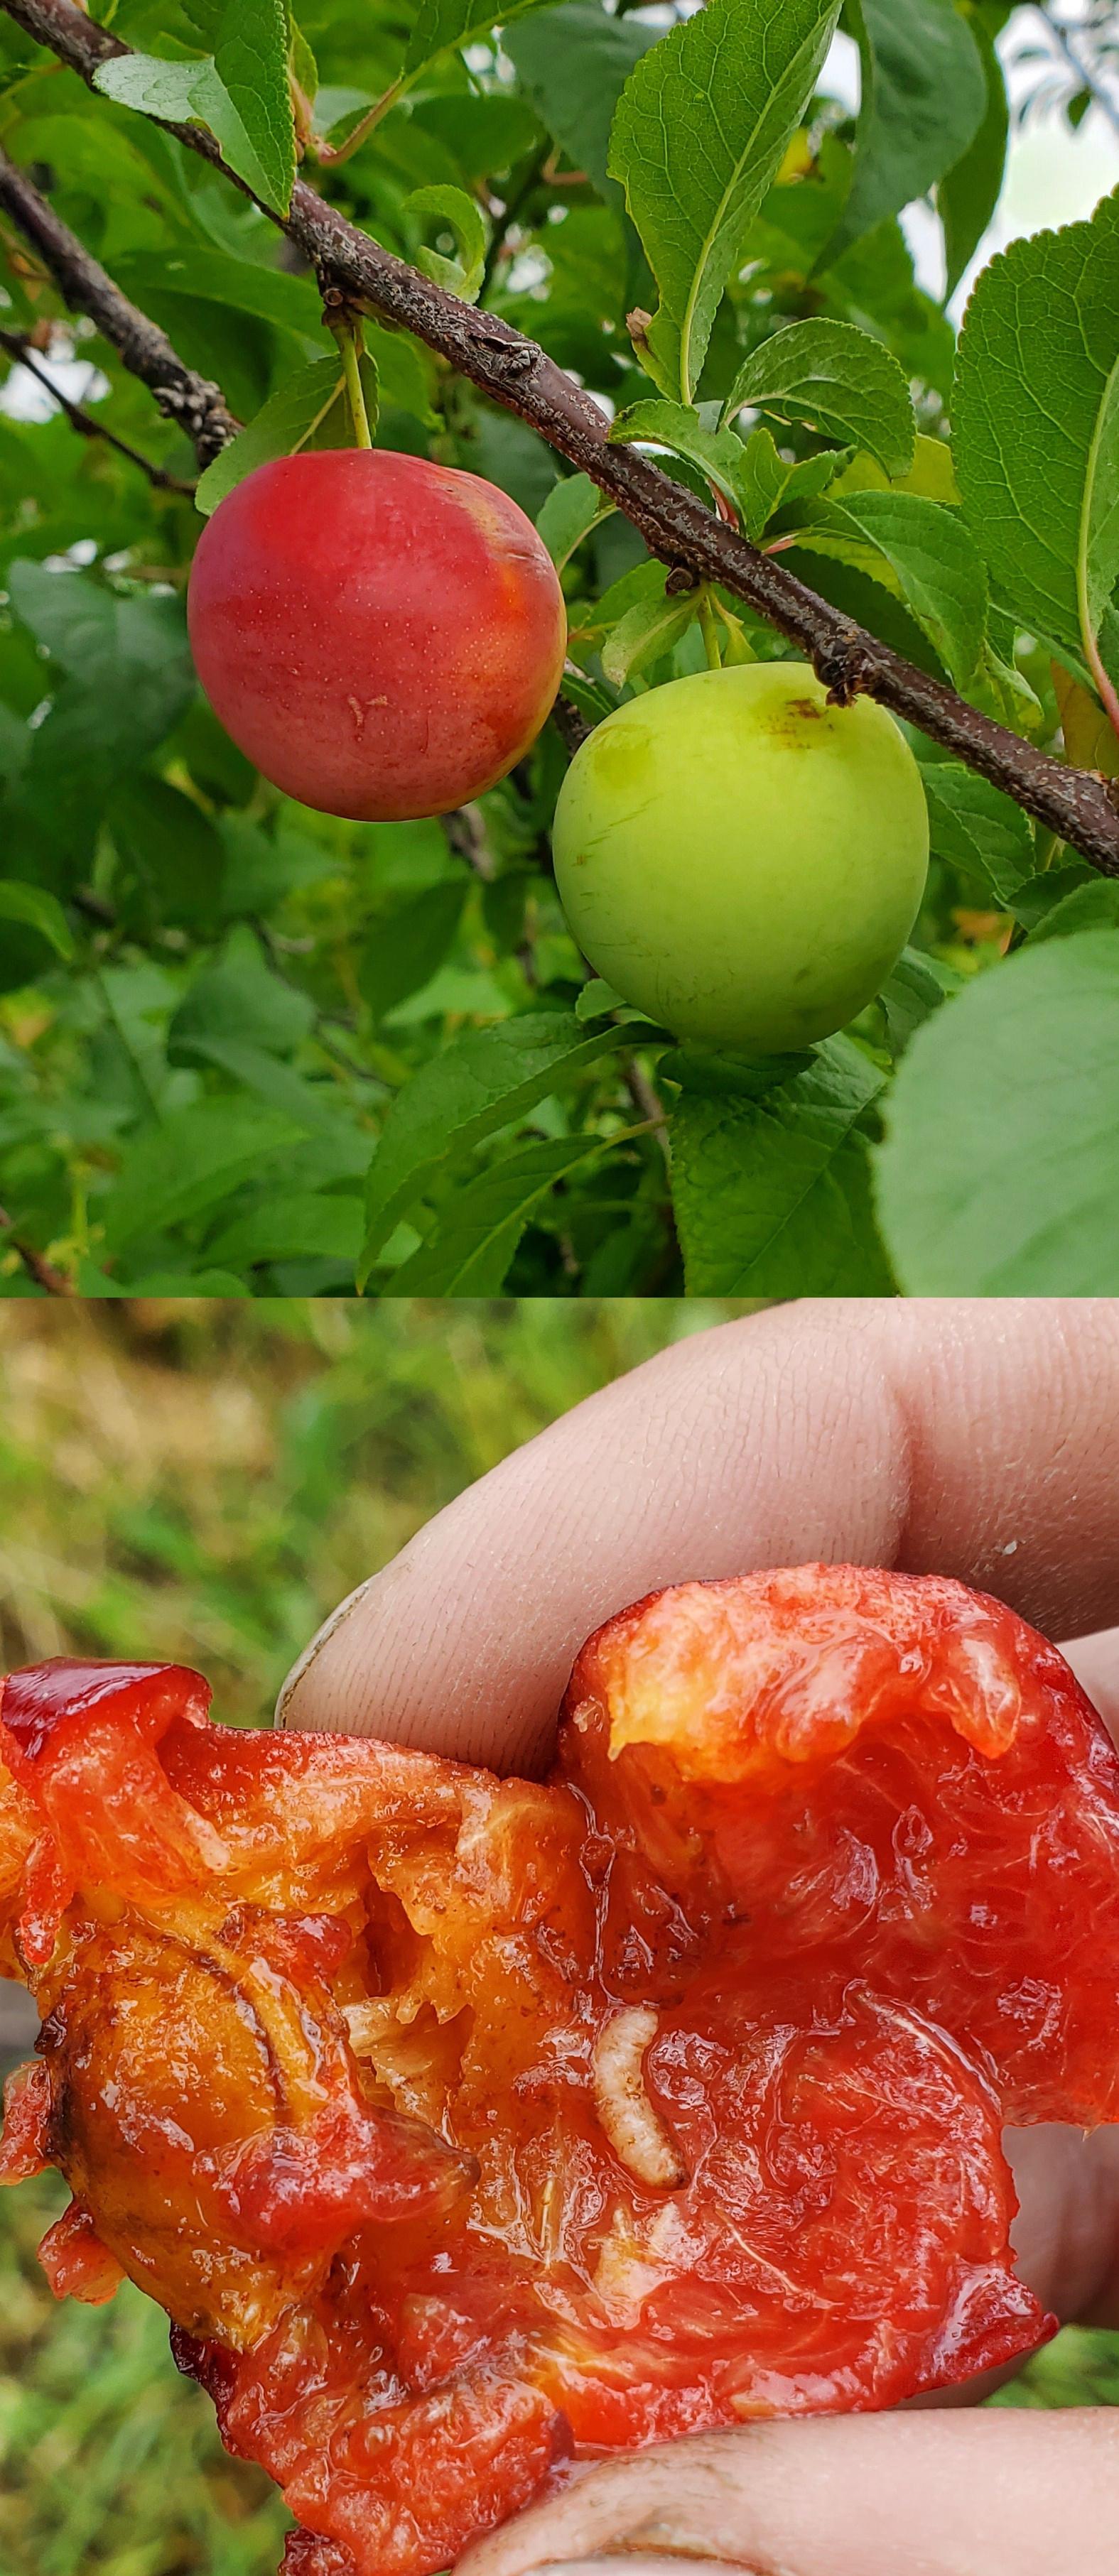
0,1298 -> 1115,2576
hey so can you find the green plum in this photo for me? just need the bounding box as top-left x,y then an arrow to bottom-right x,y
551,662 -> 930,1052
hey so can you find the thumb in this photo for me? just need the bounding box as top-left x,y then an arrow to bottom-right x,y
1063,1625 -> 1119,1742
455,2412 -> 1119,2576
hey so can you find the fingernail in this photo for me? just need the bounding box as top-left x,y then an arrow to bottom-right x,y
514,2561 -> 762,2576
273,1575 -> 377,1729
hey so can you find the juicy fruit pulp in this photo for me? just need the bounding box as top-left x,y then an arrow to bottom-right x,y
551,663 -> 930,1050
187,450 -> 567,821
4,1569 -> 1119,2576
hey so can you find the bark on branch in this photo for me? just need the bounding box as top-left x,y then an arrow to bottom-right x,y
0,145 -> 238,466
4,0 -> 1119,875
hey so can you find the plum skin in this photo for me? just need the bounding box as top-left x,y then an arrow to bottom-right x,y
187,450 -> 568,822
551,663 -> 931,1052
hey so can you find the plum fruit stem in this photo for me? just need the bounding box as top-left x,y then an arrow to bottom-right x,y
333,321 -> 373,451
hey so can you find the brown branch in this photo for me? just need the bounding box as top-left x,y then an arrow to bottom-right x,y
5,0 -> 1119,875
0,144 -> 238,467
0,323 -> 197,490
624,1058 -> 671,1169
0,1210 -> 74,1295
440,804 -> 494,879
551,690 -> 593,759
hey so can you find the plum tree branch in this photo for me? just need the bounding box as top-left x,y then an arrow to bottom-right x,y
0,146 -> 238,466
4,0 -> 1119,876
0,323 -> 198,491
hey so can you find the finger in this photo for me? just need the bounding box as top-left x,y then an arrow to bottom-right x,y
1063,1626 -> 1119,1742
454,2413 -> 1119,2576
998,1624 -> 1119,2340
277,1298 -> 1119,1771
1002,2121 -> 1119,2332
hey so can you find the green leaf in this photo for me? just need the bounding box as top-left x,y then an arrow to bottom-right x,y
777,544 -> 948,680
826,0 -> 988,267
1007,862 -> 1101,935
181,0 -> 225,43
504,4 -> 661,207
289,18 -> 318,109
557,670 -> 617,732
1025,879 -> 1119,944
175,1036 -> 341,1132
205,1192 -> 364,1270
608,399 -> 750,514
0,881 -> 75,961
404,185 -> 487,303
389,1135 -> 610,1292
7,562 -> 161,678
6,567 -> 195,865
725,321 -> 916,479
169,931 -> 316,1061
600,587 -> 698,689
875,945 -> 961,1058
575,979 -> 634,1023
94,53 -> 211,128
875,930 -> 1119,1292
820,491 -> 988,685
535,473 -> 614,570
953,188 -> 1119,692
608,0 -> 841,401
733,428 -> 854,542
195,353 -> 384,514
215,817 -> 339,919
109,776 -> 226,934
112,246 -> 320,341
918,759 -> 1033,906
104,1102 -> 310,1251
402,0 -> 556,82
213,0 -> 296,215
669,1037 -> 893,1294
1054,663 -> 1119,781
966,637 -> 1045,739
94,37 -> 296,216
124,1268 -> 254,1295
580,556 -> 667,641
361,1009 -> 632,1272
360,879 -> 469,1025
938,16 -> 1010,303
367,326 -> 438,427
410,92 -> 544,180
195,357 -> 340,512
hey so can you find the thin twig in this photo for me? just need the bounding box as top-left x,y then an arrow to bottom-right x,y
4,0 -> 1119,873
0,1210 -> 75,1295
479,143 -> 550,303
441,805 -> 494,879
625,1058 -> 671,1168
0,323 -> 197,490
0,143 -> 239,465
311,76 -> 404,167
1034,4 -> 1119,139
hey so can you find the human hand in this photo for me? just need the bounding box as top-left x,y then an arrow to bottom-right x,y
279,1297 -> 1119,2576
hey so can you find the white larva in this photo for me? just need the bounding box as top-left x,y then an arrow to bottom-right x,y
591,2005 -> 686,2190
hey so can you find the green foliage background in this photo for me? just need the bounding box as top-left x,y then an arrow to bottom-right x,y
0,1296 -> 1116,2575
0,0 -> 1118,1296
